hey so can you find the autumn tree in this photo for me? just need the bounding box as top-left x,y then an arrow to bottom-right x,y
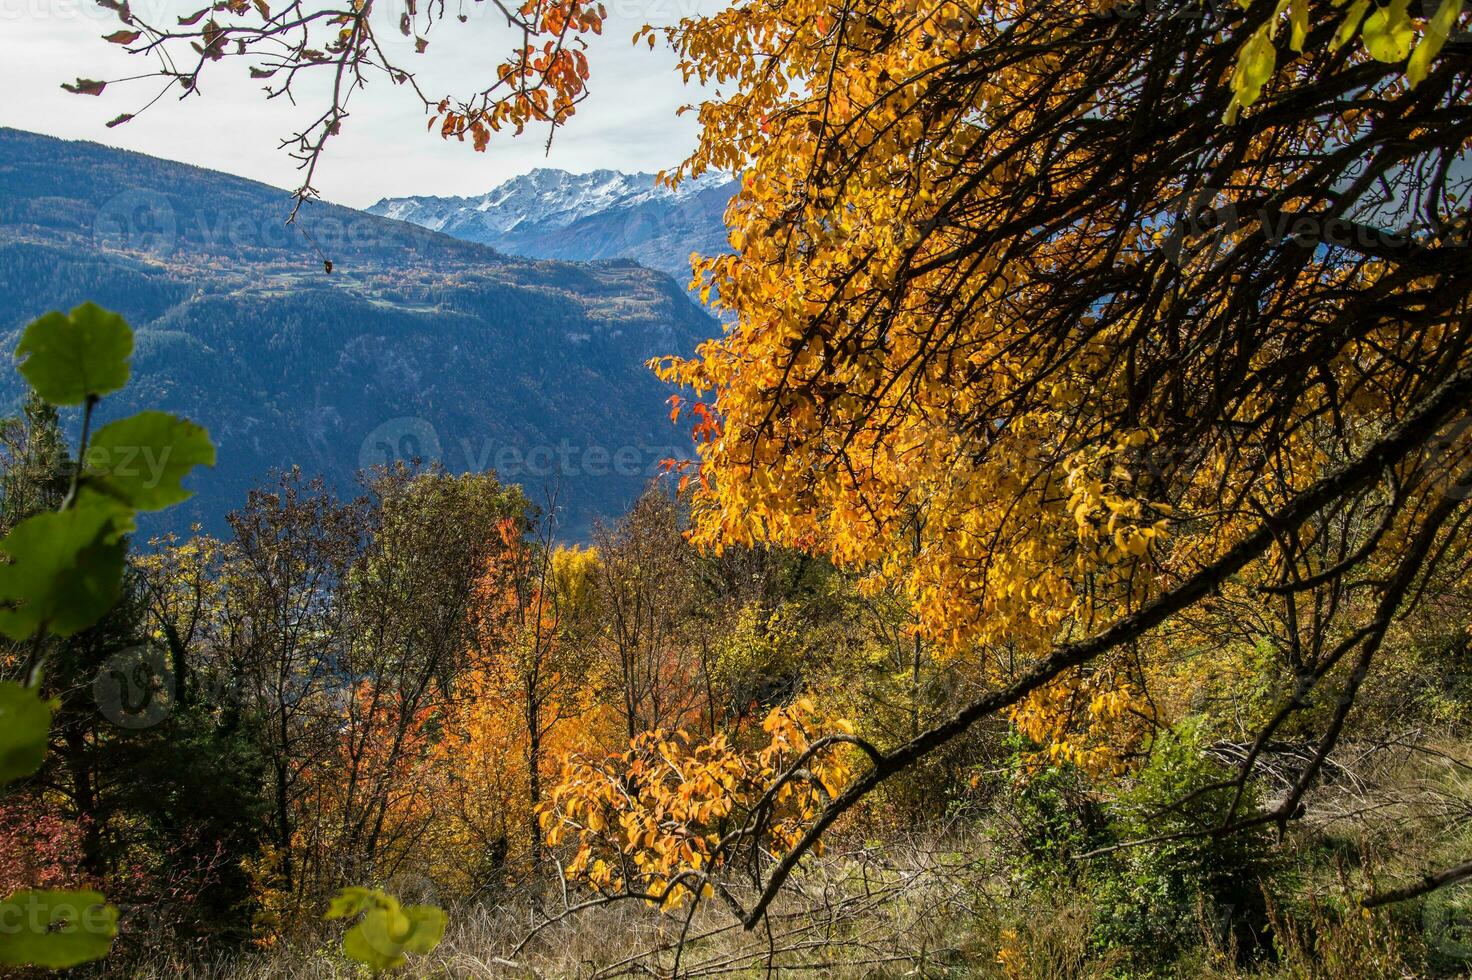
541,698 -> 856,912
592,488 -> 706,741
135,533 -> 226,710
689,542 -> 851,738
222,468 -> 362,908
412,536 -> 602,895
458,503 -> 596,872
647,0 -> 1472,921
329,467 -> 526,884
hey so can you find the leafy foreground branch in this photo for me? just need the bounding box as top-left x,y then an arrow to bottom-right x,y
71,0 -> 607,208
647,0 -> 1472,933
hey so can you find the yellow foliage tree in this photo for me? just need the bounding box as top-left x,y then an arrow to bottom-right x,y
646,0 -> 1472,920
540,698 -> 857,909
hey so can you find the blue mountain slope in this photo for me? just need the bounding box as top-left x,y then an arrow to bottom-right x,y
0,128 -> 715,537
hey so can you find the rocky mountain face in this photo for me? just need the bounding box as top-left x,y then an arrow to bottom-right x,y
367,169 -> 735,288
0,128 -> 714,537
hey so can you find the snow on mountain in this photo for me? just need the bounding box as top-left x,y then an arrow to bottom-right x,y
372,169 -> 719,235
366,169 -> 735,287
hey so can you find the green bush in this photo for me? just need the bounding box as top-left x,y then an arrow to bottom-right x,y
993,730 -> 1109,889
1088,717 -> 1274,972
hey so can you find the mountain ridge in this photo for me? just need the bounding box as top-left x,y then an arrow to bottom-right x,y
367,168 -> 735,287
0,127 -> 713,537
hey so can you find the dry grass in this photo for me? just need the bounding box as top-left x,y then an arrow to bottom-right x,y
117,735 -> 1472,979
127,826 -> 1015,979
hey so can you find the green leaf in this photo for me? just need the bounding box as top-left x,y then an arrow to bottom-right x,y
0,890 -> 118,968
1224,25 -> 1277,123
0,681 -> 52,785
14,303 -> 133,406
325,887 -> 375,920
328,888 -> 447,973
343,921 -> 407,972
1289,0 -> 1310,51
0,502 -> 132,641
1332,0 -> 1371,50
1362,0 -> 1415,60
399,906 -> 447,954
84,411 -> 216,511
1407,0 -> 1465,86
348,906 -> 409,965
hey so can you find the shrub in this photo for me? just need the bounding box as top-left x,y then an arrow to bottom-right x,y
1089,717 -> 1274,972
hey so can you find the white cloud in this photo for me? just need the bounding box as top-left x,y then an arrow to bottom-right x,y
0,0 -> 724,208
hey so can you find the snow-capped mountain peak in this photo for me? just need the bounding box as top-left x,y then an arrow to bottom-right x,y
365,167 -> 735,286
369,168 -> 724,239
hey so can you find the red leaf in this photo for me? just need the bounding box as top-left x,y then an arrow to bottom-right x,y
104,29 -> 141,43
62,78 -> 107,96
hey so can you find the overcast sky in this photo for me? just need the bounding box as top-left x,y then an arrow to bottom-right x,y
0,0 -> 723,208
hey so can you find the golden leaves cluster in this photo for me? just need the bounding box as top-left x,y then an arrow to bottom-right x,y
648,0 -> 1165,670
433,0 -> 604,149
648,0 -> 1469,772
541,700 -> 853,907
1226,0 -> 1466,122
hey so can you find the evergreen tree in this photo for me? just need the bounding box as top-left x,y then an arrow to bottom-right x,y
0,391 -> 69,533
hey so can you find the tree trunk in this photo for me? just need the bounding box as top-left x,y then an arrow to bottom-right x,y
60,724 -> 105,878
526,693 -> 542,870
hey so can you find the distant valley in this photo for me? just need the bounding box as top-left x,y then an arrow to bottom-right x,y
0,128 -> 717,537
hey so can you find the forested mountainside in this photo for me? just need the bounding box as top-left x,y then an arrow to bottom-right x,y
0,128 -> 715,535
367,168 -> 734,286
